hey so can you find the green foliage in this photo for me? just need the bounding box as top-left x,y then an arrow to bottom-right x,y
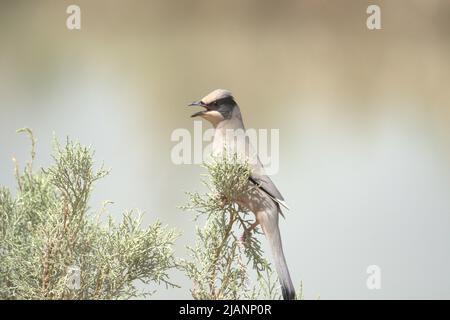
181,155 -> 283,300
0,129 -> 178,300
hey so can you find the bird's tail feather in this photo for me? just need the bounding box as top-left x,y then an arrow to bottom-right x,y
265,225 -> 296,300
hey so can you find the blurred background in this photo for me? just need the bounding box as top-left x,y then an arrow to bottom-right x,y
1,0 -> 449,299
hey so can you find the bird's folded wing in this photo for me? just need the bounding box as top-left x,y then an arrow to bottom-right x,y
249,173 -> 290,210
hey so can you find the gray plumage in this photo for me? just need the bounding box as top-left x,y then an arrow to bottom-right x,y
189,89 -> 296,300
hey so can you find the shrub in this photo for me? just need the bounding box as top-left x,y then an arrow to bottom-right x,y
0,129 -> 178,299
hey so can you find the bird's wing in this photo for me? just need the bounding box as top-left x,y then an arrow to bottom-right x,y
249,172 -> 290,211
240,135 -> 290,211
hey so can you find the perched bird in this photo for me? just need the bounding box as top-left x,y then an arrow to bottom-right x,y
188,89 -> 295,300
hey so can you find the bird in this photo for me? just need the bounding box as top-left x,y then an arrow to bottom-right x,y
188,89 -> 296,300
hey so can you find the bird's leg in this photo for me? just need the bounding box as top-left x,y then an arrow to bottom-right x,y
218,194 -> 231,208
239,221 -> 259,243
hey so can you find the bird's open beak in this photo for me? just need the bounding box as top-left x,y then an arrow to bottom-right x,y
188,100 -> 205,107
188,100 -> 208,118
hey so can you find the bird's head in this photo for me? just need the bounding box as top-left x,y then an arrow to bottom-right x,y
188,89 -> 237,125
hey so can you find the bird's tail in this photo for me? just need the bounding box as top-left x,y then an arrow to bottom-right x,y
265,223 -> 296,300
